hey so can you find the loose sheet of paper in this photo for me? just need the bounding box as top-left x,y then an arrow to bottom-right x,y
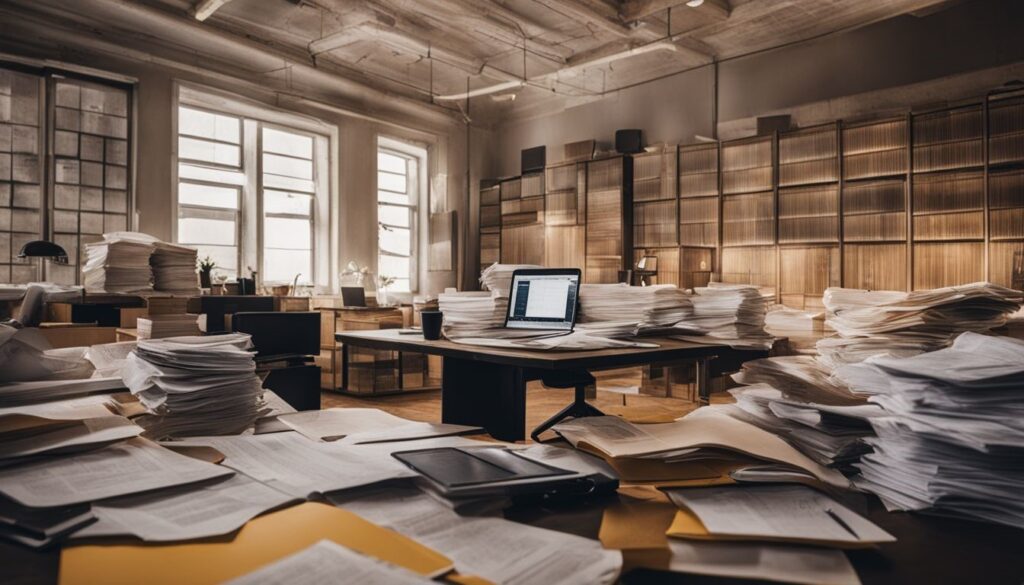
0,438 -> 232,507
169,432 -> 417,498
277,408 -> 481,444
73,474 -> 299,542
667,538 -> 861,585
0,416 -> 142,461
224,539 -> 434,585
666,485 -> 894,544
329,484 -> 621,585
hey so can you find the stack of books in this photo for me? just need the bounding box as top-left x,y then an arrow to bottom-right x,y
122,334 -> 268,439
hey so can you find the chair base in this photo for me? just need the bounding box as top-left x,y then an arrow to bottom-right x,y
530,386 -> 605,442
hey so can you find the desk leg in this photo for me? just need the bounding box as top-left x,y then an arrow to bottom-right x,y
695,357 -> 712,406
441,357 -> 526,442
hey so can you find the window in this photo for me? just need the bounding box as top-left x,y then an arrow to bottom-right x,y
0,66 -> 133,285
377,142 -> 423,293
176,100 -> 327,285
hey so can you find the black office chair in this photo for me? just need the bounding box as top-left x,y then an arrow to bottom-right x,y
530,369 -> 604,442
232,311 -> 321,411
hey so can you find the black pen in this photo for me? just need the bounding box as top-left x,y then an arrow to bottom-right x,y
826,507 -> 860,539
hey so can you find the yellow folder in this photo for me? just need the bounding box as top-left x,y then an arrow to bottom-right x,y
666,507 -> 878,549
60,502 -> 457,585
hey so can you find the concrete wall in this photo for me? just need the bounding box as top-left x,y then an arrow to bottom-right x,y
493,0 -> 1024,176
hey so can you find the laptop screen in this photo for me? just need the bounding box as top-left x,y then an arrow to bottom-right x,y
505,270 -> 581,331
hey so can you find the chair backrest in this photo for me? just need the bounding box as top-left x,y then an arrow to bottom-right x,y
231,311 -> 320,359
16,285 -> 46,327
200,295 -> 275,333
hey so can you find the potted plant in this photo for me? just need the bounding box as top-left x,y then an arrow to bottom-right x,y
198,256 -> 216,289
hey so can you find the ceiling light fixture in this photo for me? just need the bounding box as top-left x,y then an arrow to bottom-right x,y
686,0 -> 705,7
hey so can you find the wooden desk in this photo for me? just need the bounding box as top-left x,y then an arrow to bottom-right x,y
335,330 -> 754,442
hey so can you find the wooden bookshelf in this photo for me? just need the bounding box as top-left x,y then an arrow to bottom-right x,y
989,94 -> 1024,166
499,176 -> 545,265
633,247 -> 681,287
720,136 -> 774,293
544,162 -> 585,270
912,105 -> 984,173
632,148 -> 678,249
585,156 -> 632,283
678,143 -> 719,251
778,125 -> 838,187
478,182 -> 501,274
779,246 -> 838,310
843,118 -> 908,180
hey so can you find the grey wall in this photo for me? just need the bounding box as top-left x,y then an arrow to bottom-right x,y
493,0 -> 1024,177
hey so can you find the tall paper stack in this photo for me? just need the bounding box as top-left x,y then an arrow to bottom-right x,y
151,242 -> 200,295
578,284 -> 698,338
836,332 -> 1024,529
676,283 -> 773,349
817,282 -> 1023,369
82,233 -> 155,293
122,334 -> 268,439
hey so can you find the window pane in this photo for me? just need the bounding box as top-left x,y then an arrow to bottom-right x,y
179,182 -> 239,209
264,190 -> 312,215
192,244 -> 237,279
389,278 -> 411,293
179,106 -> 240,144
179,136 -> 240,166
263,152 -> 312,180
263,127 -> 312,158
264,249 -> 311,284
379,225 -> 410,256
378,171 -> 406,193
263,172 -> 314,193
264,217 -> 311,250
378,151 -> 406,174
378,203 -> 410,227
178,215 -> 237,246
179,163 -> 246,186
378,255 -> 410,281
378,190 -> 408,205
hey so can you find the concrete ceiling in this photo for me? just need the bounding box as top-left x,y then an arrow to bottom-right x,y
0,0 -> 964,124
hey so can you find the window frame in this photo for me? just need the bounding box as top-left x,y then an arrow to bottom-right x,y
376,144 -> 421,293
173,86 -> 334,289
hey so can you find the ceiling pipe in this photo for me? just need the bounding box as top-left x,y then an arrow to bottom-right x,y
433,40 -> 678,101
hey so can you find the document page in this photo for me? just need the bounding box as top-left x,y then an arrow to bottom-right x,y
666,485 -> 894,544
668,539 -> 861,585
225,539 -> 434,585
74,474 -> 298,542
0,438 -> 232,507
171,432 -> 417,498
277,408 -> 480,444
331,484 -> 621,585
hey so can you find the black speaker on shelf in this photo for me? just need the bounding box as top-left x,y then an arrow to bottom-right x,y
615,129 -> 644,154
521,145 -> 546,174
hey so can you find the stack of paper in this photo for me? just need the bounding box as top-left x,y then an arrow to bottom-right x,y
818,282 -> 1023,368
150,242 -> 200,295
553,406 -> 849,489
437,291 -> 508,339
122,334 -> 268,438
136,314 -> 201,339
726,384 -> 880,472
0,496 -> 95,548
0,415 -> 142,463
82,232 -> 156,293
675,283 -> 773,349
835,332 -> 1024,529
732,356 -> 863,406
479,263 -> 542,298
578,284 -> 699,337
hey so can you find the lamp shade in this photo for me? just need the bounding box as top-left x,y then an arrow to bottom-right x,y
18,240 -> 69,264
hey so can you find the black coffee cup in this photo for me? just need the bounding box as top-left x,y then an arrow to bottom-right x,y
421,310 -> 443,340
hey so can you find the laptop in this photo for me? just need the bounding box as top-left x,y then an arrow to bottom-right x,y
504,268 -> 582,332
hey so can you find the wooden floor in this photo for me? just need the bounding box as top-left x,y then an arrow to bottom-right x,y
321,367 -> 732,442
